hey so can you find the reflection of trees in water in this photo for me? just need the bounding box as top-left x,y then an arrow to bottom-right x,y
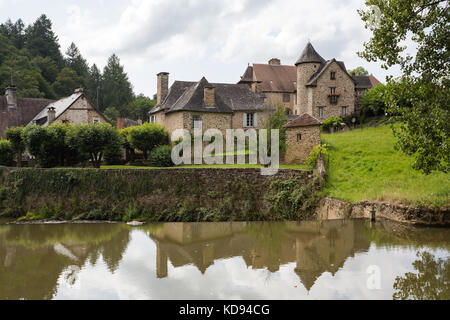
0,224 -> 131,300
393,251 -> 449,300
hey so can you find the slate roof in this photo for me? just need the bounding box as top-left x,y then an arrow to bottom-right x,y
151,77 -> 271,115
239,66 -> 254,83
354,75 -> 381,89
295,42 -> 326,65
0,96 -> 55,137
284,113 -> 321,128
306,59 -> 355,87
29,92 -> 83,126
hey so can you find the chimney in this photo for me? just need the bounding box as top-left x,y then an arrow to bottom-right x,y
117,117 -> 125,130
268,58 -> 281,65
48,107 -> 56,124
137,118 -> 143,125
204,85 -> 215,107
5,86 -> 17,109
157,72 -> 169,106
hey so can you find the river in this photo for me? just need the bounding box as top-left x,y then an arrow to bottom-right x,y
0,219 -> 448,300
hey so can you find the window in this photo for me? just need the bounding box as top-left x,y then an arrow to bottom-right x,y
192,115 -> 202,129
244,113 -> 256,128
150,115 -> 156,123
283,93 -> 290,102
342,106 -> 348,117
286,108 -> 291,116
318,107 -> 324,119
330,72 -> 336,80
93,117 -> 100,124
330,87 -> 336,94
329,87 -> 338,104
297,133 -> 302,142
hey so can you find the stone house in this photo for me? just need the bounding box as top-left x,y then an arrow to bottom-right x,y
284,113 -> 322,164
239,42 -> 381,120
354,75 -> 381,114
149,73 -> 274,138
29,88 -> 108,126
0,86 -> 54,137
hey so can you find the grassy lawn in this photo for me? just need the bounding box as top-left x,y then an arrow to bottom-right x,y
322,125 -> 449,208
102,163 -> 310,170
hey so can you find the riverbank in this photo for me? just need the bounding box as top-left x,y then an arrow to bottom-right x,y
0,166 -> 321,223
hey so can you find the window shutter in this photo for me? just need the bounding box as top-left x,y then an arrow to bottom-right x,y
243,113 -> 247,127
254,113 -> 258,128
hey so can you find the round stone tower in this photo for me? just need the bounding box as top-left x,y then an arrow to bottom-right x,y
295,42 -> 326,115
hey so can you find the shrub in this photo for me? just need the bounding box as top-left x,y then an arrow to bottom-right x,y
5,127 -> 25,167
321,117 -> 343,132
305,144 -> 329,168
0,140 -> 14,166
149,145 -> 174,167
128,123 -> 169,160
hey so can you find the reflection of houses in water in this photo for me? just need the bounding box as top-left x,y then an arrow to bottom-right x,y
150,220 -> 371,291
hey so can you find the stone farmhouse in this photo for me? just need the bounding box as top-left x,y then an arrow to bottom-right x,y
149,73 -> 274,138
238,42 -> 381,120
0,86 -> 107,137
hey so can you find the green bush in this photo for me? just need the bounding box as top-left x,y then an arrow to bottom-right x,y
149,145 -> 174,167
5,126 -> 25,167
0,140 -> 14,166
128,123 -> 169,160
321,117 -> 343,132
305,144 -> 329,168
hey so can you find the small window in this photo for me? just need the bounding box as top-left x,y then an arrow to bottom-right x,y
330,72 -> 336,80
330,87 -> 336,94
342,106 -> 348,117
245,113 -> 255,127
150,115 -> 156,123
192,115 -> 202,129
318,107 -> 324,119
283,93 -> 290,102
297,133 -> 302,142
93,117 -> 100,124
295,110 -> 298,115
286,108 -> 291,115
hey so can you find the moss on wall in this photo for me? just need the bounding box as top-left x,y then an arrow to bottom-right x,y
0,167 -> 320,222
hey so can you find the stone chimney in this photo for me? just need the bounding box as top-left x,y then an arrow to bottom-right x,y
117,117 -> 125,130
5,86 -> 17,109
204,85 -> 215,107
268,58 -> 281,65
157,72 -> 169,106
48,107 -> 56,124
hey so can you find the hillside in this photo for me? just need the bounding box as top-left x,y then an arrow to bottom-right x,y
322,126 -> 449,208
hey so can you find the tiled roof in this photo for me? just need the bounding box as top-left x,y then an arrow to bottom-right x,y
151,77 -> 271,115
252,64 -> 297,93
0,96 -> 55,137
354,75 -> 382,89
238,66 -> 254,83
284,113 -> 321,128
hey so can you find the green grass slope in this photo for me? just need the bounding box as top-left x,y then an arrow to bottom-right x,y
322,126 -> 449,208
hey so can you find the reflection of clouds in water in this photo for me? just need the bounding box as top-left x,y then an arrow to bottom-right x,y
53,230 -> 446,300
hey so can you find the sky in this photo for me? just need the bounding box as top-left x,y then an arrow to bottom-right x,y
0,0 -> 402,97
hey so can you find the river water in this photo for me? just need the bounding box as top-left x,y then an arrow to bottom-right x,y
0,219 -> 448,300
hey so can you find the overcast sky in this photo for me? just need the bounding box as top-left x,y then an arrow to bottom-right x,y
0,0 -> 402,97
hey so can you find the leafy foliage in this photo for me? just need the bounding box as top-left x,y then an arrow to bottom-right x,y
305,144 -> 329,169
0,140 -> 14,166
362,84 -> 387,115
149,145 -> 174,167
265,103 -> 288,155
321,117 -> 343,132
348,66 -> 369,76
4,126 -> 25,166
127,123 -> 169,160
358,0 -> 449,173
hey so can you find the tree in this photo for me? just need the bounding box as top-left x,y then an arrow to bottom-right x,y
22,125 -> 49,166
265,103 -> 288,155
348,66 -> 369,76
0,139 -> 14,166
52,67 -> 81,97
125,94 -> 156,121
0,19 -> 25,49
85,64 -> 103,109
362,84 -> 387,115
65,43 -> 89,85
127,123 -> 169,160
5,127 -> 25,167
358,0 -> 449,174
66,123 -> 121,168
103,107 -> 121,127
32,56 -> 59,84
24,14 -> 63,67
102,54 -> 134,114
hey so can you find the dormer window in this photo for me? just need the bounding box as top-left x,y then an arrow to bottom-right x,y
330,72 -> 336,80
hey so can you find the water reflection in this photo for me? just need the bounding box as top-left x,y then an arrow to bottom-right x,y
0,220 -> 448,300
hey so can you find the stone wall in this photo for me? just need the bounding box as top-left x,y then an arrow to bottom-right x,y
317,197 -> 449,226
296,63 -> 318,115
0,167 -> 318,222
285,125 -> 321,164
55,95 -> 107,125
264,92 -> 296,112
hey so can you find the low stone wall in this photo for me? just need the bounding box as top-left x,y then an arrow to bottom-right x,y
317,197 -> 449,226
0,167 -> 319,222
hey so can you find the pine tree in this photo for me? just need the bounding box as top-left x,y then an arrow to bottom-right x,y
65,42 -> 89,85
86,64 -> 103,109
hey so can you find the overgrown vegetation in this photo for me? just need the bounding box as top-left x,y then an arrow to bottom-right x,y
322,125 -> 449,208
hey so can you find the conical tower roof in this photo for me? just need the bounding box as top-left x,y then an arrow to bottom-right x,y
295,42 -> 326,65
